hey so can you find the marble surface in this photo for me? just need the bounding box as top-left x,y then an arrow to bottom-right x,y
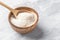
0,0 -> 60,40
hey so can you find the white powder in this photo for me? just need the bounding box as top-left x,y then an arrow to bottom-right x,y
11,12 -> 37,27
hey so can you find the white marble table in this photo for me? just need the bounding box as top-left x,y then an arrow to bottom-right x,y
0,0 -> 60,40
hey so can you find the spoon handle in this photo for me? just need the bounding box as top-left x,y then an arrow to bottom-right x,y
0,2 -> 13,11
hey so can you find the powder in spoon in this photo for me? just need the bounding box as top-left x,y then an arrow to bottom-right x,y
11,12 -> 37,27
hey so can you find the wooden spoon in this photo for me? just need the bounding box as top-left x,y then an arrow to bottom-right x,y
0,2 -> 20,18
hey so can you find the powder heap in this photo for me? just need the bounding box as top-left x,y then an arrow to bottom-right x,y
11,12 -> 37,27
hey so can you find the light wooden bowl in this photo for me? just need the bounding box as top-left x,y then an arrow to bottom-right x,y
8,7 -> 39,34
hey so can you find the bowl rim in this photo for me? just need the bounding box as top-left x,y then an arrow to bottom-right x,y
8,7 -> 39,29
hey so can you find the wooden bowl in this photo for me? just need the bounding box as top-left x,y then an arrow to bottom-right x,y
8,7 -> 39,34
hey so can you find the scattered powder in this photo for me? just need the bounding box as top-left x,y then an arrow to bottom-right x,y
11,12 -> 37,27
